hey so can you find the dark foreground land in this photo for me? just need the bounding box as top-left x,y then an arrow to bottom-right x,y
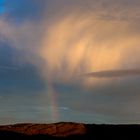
0,122 -> 140,139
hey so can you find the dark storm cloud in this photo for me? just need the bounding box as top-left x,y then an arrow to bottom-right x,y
0,43 -> 45,94
0,63 -> 46,94
82,69 -> 140,78
0,0 -> 47,95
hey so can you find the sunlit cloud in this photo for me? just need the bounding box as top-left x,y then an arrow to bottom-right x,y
40,13 -> 140,87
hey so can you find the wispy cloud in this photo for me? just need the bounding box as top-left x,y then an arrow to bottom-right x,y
82,69 -> 140,78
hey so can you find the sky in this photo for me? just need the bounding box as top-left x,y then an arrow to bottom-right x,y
0,0 -> 140,124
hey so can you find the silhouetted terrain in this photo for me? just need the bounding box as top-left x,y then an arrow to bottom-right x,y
0,122 -> 140,139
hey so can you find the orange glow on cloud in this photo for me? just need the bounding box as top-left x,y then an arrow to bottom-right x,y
40,14 -> 140,87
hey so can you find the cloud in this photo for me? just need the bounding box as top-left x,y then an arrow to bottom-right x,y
1,0 -> 140,84
46,0 -> 140,22
0,22 -> 46,93
1,0 -> 140,88
82,69 -> 140,78
1,0 -> 140,123
40,13 -> 140,86
37,1 -> 140,123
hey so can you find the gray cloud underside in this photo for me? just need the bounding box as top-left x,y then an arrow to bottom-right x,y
82,69 -> 140,78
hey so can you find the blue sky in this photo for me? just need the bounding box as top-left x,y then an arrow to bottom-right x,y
0,0 -> 140,124
0,0 -> 5,14
5,0 -> 47,22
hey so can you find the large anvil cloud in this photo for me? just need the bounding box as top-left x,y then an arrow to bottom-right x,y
82,69 -> 140,78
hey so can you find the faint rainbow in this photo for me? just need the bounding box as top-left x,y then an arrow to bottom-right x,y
47,82 -> 59,122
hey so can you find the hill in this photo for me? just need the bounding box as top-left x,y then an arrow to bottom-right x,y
0,122 -> 140,139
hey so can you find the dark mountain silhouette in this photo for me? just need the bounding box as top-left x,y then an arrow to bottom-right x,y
0,122 -> 140,139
